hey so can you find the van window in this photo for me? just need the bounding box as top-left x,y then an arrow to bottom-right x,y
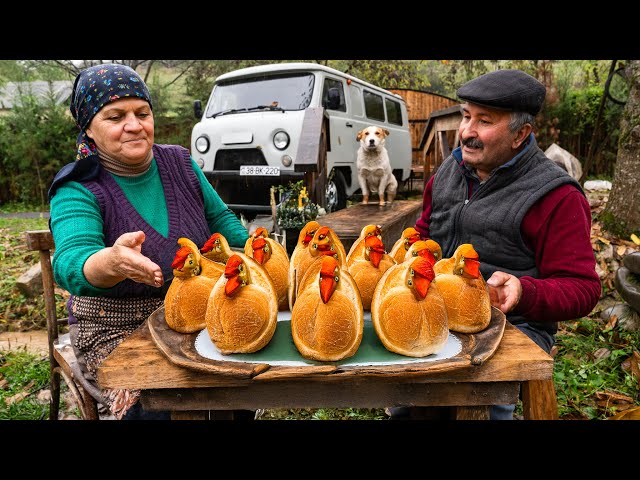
349,84 -> 363,117
364,90 -> 385,122
206,73 -> 315,116
322,78 -> 346,112
385,97 -> 403,126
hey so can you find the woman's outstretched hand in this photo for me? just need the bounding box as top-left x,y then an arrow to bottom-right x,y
84,231 -> 164,288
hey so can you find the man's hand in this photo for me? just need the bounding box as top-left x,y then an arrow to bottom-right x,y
486,271 -> 522,314
84,231 -> 164,288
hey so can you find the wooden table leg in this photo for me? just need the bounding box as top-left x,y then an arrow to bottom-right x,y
521,380 -> 558,420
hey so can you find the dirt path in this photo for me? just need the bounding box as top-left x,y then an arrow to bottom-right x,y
0,330 -> 49,355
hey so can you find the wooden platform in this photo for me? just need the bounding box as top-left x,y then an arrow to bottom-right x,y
319,200 -> 423,253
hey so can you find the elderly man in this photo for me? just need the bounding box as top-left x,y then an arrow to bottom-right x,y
396,69 -> 601,420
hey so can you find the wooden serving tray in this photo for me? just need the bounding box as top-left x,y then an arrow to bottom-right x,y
148,306 -> 506,381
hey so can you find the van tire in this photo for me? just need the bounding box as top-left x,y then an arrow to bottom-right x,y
326,169 -> 347,213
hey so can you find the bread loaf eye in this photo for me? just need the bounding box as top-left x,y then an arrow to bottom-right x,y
334,275 -> 339,283
238,264 -> 244,272
407,279 -> 413,286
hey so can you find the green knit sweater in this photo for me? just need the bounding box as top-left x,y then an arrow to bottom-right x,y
50,158 -> 248,296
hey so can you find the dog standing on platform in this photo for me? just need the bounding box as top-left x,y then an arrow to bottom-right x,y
356,126 -> 397,206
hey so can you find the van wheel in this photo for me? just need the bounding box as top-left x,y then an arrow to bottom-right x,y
325,169 -> 347,213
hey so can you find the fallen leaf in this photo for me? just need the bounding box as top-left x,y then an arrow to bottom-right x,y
595,390 -> 634,404
617,245 -> 627,257
4,379 -> 35,406
0,378 -> 8,390
597,236 -> 611,245
617,239 -> 640,248
608,405 -> 640,420
5,391 -> 30,405
604,314 -> 618,331
593,347 -> 611,360
631,233 -> 640,245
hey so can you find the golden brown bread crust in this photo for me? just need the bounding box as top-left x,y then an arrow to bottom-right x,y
347,254 -> 396,310
165,246 -> 224,334
205,253 -> 278,354
247,237 -> 290,311
290,228 -> 348,310
389,238 -> 410,264
433,256 -> 454,275
346,224 -> 380,260
370,263 -> 449,357
433,273 -> 491,333
165,274 -> 219,333
288,247 -> 317,310
291,265 -> 363,361
287,222 -> 321,311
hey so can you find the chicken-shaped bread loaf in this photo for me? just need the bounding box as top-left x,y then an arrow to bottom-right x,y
347,235 -> 396,310
389,227 -> 421,264
244,227 -> 290,311
288,221 -> 321,311
289,224 -> 348,309
346,224 -> 382,260
200,232 -> 234,265
291,255 -> 364,362
165,237 -> 224,333
205,253 -> 278,354
403,239 -> 442,265
371,256 -> 448,357
433,243 -> 491,333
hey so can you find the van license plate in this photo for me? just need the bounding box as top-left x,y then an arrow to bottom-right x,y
239,166 -> 280,176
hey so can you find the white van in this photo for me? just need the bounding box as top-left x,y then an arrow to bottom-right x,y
191,62 -> 412,218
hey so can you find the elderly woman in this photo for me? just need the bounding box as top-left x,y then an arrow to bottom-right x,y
49,63 -> 249,419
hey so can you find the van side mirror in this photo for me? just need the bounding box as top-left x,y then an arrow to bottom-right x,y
194,100 -> 202,119
324,88 -> 341,110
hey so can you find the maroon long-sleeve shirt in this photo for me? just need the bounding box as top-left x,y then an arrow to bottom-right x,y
415,175 -> 601,324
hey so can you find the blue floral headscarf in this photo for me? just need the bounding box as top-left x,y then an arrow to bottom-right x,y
70,63 -> 153,161
49,64 -> 153,200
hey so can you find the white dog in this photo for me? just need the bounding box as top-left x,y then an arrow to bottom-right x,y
356,126 -> 397,206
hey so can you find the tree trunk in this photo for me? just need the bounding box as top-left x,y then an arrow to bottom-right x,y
603,60 -> 640,237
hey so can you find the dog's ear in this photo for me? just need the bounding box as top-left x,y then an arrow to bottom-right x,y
384,128 -> 390,136
356,129 -> 364,142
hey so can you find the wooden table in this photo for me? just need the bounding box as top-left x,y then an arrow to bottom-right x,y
97,319 -> 558,420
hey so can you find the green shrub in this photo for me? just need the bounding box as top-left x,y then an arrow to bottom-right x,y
0,92 -> 76,208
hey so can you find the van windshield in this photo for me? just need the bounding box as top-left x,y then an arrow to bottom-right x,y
206,72 -> 315,117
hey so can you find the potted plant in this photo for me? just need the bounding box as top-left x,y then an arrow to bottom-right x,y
274,181 -> 323,255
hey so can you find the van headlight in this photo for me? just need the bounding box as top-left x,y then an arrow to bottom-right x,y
195,135 -> 210,154
273,131 -> 289,150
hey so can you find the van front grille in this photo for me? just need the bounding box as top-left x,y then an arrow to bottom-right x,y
214,149 -> 267,170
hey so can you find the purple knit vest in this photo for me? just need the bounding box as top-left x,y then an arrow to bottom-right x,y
82,144 -> 211,298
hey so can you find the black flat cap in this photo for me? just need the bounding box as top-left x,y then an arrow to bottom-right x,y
456,69 -> 546,115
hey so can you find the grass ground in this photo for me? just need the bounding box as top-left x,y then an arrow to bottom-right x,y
1,189 -> 639,420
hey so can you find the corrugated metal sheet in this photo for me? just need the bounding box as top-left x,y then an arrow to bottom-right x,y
0,81 -> 73,109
